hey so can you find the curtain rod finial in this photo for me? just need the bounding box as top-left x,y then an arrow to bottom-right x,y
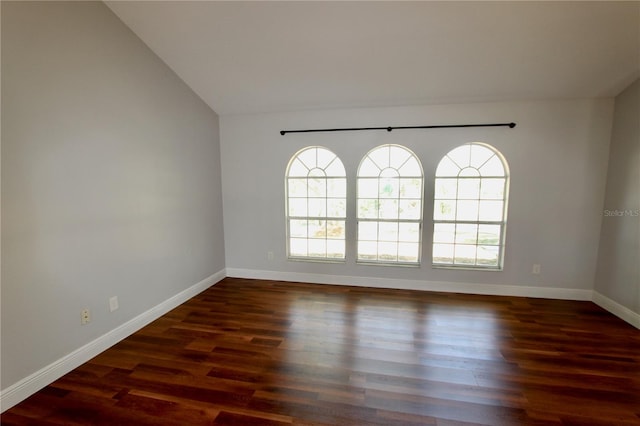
509,122 -> 516,128
280,131 -> 286,135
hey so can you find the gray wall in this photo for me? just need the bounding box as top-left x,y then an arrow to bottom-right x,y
595,79 -> 640,314
221,98 -> 613,295
1,1 -> 225,389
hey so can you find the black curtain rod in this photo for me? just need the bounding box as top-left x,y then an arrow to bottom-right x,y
280,122 -> 516,135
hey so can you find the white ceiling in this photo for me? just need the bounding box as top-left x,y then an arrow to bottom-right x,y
106,1 -> 640,115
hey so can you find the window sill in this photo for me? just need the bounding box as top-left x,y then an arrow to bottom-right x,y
287,257 -> 346,264
432,264 -> 503,272
356,260 -> 421,268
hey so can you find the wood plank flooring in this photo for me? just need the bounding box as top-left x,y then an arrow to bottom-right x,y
3,277 -> 640,425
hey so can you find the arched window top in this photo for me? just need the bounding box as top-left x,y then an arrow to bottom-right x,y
358,144 -> 423,177
287,146 -> 345,177
436,143 -> 508,178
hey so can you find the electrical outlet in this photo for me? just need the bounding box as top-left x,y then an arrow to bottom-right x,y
109,296 -> 119,312
81,308 -> 91,325
532,264 -> 541,275
267,251 -> 274,261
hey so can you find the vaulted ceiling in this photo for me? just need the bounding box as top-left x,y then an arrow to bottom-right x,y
106,1 -> 640,115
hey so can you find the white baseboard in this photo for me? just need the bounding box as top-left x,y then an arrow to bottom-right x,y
592,291 -> 640,329
225,268 -> 593,301
0,269 -> 226,413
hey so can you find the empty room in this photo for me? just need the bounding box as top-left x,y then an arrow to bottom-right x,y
1,1 -> 639,425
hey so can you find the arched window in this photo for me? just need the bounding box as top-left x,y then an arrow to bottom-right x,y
433,142 -> 509,269
357,145 -> 423,264
286,147 -> 346,260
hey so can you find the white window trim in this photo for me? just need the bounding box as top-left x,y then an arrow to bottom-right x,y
356,144 -> 424,266
285,146 -> 347,262
432,142 -> 509,270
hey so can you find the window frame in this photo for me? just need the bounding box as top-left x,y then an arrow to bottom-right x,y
285,146 -> 347,262
356,144 -> 424,266
432,142 -> 509,270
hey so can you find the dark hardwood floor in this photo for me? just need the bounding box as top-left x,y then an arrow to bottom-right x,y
3,277 -> 640,425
